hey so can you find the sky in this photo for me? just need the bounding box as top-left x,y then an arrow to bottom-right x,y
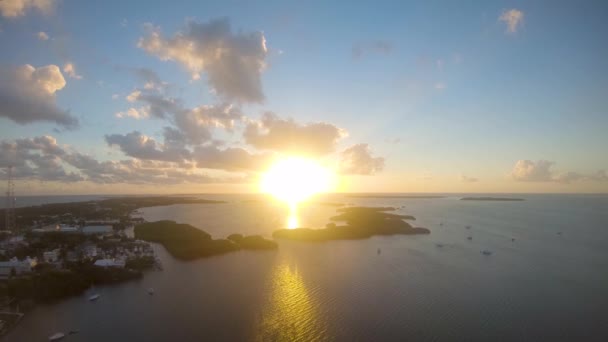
0,0 -> 607,195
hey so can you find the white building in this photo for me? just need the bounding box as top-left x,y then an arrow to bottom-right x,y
93,259 -> 125,268
0,257 -> 38,278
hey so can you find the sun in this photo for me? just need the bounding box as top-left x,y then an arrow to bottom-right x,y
260,157 -> 335,206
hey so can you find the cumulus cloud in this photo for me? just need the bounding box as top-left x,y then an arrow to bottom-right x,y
460,175 -> 479,183
138,17 -> 268,103
115,107 -> 149,119
510,160 -> 608,184
510,160 -> 554,182
0,0 -> 54,18
0,135 -> 238,185
63,62 -> 83,79
132,67 -> 166,90
37,31 -> 49,40
193,145 -> 271,172
244,112 -> 346,156
0,64 -> 78,128
105,131 -> 191,163
338,144 -> 384,175
352,40 -> 393,59
499,9 -> 524,34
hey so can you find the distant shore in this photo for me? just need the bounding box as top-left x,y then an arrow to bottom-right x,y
460,197 -> 524,201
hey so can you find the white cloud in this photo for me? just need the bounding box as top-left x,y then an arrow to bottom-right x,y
244,112 -> 347,156
510,160 -> 554,182
0,64 -> 78,128
138,17 -> 268,103
0,0 -> 54,18
37,31 -> 49,40
510,160 -> 607,184
126,90 -> 141,102
338,144 -> 385,175
63,62 -> 83,79
499,9 -> 524,34
434,82 -> 446,90
115,107 -> 149,120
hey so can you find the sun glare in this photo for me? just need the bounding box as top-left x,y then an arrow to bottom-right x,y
261,157 -> 335,206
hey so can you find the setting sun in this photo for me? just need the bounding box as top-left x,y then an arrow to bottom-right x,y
260,157 -> 335,206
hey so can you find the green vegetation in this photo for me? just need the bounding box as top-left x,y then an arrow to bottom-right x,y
460,197 -> 524,201
135,221 -> 276,260
0,265 -> 142,302
125,256 -> 156,271
0,196 -> 226,230
273,206 -> 430,242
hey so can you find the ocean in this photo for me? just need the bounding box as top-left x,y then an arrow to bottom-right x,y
4,194 -> 608,341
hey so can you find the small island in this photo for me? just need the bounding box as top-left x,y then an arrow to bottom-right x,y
460,197 -> 524,201
346,195 -> 444,199
273,206 -> 429,242
134,221 -> 277,260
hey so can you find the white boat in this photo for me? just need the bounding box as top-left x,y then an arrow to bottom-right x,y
49,332 -> 65,341
147,288 -> 155,295
88,293 -> 100,301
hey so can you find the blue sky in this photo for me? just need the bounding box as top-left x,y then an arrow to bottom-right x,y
0,0 -> 607,194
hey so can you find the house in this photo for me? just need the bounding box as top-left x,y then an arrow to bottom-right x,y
43,249 -> 61,263
0,257 -> 38,279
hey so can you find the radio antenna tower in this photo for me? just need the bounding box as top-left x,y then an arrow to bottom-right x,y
5,166 -> 16,232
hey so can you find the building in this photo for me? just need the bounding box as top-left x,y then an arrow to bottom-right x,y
0,257 -> 38,279
93,259 -> 125,268
43,249 -> 60,263
82,225 -> 113,235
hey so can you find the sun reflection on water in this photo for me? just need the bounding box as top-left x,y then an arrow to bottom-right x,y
287,203 -> 299,229
256,262 -> 325,341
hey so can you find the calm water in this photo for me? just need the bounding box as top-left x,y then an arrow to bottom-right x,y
4,194 -> 608,341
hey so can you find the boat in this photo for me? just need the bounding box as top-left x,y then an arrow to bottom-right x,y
88,293 -> 100,301
377,248 -> 381,255
435,243 -> 444,248
147,288 -> 155,295
467,236 -> 473,241
481,250 -> 492,256
465,225 -> 471,229
48,332 -> 65,341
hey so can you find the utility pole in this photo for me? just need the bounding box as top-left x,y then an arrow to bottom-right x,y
5,166 -> 16,232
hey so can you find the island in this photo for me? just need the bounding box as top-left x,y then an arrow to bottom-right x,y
460,197 -> 524,201
134,221 -> 277,260
346,195 -> 445,199
273,206 -> 430,242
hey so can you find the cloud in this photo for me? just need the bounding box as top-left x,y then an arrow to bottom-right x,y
244,112 -> 346,156
352,40 -> 393,59
63,62 -> 83,79
459,175 -> 479,183
132,67 -> 166,90
105,131 -> 191,163
510,160 -> 554,182
115,107 -> 149,119
37,31 -> 49,40
338,144 -> 384,175
193,145 -> 271,172
0,135 -> 239,185
0,0 -> 54,18
0,64 -> 78,128
138,17 -> 268,103
510,160 -> 608,183
499,9 -> 524,34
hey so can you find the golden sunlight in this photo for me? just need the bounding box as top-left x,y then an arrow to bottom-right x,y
260,157 -> 335,206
